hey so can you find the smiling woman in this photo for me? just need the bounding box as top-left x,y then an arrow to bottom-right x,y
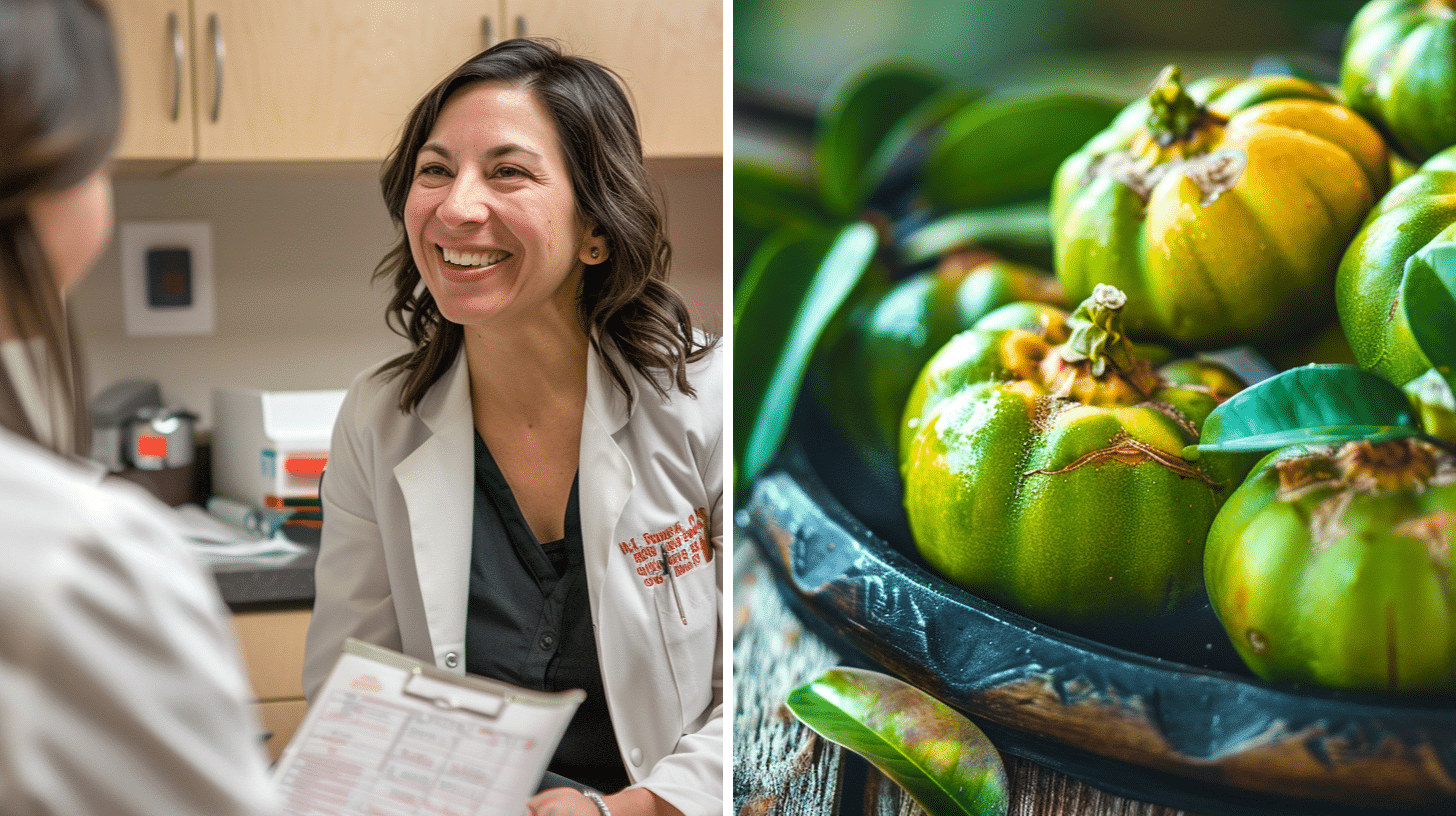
404,82 -> 593,343
302,38 -> 723,816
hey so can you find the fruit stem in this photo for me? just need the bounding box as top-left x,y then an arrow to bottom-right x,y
1058,284 -> 1159,397
1145,65 -> 1206,148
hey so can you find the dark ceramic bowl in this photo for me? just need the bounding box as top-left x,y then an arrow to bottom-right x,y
741,391 -> 1456,816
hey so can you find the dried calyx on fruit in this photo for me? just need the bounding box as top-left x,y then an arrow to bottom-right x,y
1206,435 -> 1456,693
900,284 -> 1251,626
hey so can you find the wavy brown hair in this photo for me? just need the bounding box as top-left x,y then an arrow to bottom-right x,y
375,38 -> 715,412
0,0 -> 120,455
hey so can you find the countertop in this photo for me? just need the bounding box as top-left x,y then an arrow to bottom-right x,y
209,537 -> 318,608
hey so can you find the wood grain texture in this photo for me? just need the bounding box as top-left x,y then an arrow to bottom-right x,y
191,0 -> 492,161
112,0 -> 719,163
505,0 -> 723,157
111,0 -> 196,165
231,607 -> 311,701
865,757 -> 1205,816
737,525 -> 1205,816
734,540 -> 847,816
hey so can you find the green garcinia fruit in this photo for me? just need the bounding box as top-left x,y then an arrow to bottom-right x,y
1341,0 -> 1456,163
1336,145 -> 1456,386
901,284 -> 1248,626
821,252 -> 1062,456
1205,436 -> 1456,692
1052,65 -> 1388,348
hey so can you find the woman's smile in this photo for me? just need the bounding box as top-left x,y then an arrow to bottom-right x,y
435,244 -> 513,282
404,81 -> 591,330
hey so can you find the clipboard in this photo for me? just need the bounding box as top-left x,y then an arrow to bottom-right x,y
271,639 -> 585,816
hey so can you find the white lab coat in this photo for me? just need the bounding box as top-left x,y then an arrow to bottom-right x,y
304,339 -> 723,816
0,427 -> 280,816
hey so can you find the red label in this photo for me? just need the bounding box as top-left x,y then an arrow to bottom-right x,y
285,456 -> 328,477
136,435 -> 167,458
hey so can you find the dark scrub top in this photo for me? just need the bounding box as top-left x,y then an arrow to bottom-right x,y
464,432 -> 630,794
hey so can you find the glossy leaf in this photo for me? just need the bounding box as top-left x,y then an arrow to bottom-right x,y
817,62 -> 949,217
732,162 -> 831,281
1402,241 -> 1456,392
1190,364 -> 1420,456
787,667 -> 1008,816
735,223 -> 878,490
900,201 -> 1052,264
859,85 -> 982,211
922,93 -> 1121,211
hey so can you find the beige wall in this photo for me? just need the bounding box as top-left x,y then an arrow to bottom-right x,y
72,159 -> 722,428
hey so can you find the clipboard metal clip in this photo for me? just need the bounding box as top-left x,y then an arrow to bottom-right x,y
403,667 -> 507,719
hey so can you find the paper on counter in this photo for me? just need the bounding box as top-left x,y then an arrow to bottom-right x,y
169,503 -> 308,562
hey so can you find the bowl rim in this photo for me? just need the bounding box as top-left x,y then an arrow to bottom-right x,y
743,433 -> 1456,815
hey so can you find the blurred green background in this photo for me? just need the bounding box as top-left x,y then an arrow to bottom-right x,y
735,0 -> 1368,169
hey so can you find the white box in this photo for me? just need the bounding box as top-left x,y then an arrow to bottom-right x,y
213,388 -> 345,508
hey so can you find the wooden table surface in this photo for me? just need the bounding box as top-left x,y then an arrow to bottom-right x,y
732,533 -> 1208,816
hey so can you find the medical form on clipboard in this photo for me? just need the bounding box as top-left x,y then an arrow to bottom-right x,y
272,638 -> 585,816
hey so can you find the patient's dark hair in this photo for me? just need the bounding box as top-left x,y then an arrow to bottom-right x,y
0,0 -> 120,454
375,37 -> 714,411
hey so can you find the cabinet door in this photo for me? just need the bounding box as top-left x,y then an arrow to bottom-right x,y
111,0 -> 196,167
504,0 -> 723,157
190,1 -> 502,161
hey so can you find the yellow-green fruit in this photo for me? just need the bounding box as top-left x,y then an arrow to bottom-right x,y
902,285 -> 1249,625
1206,437 -> 1456,692
1342,0 -> 1456,163
821,252 -> 1061,456
1053,66 -> 1388,349
1337,145 -> 1456,386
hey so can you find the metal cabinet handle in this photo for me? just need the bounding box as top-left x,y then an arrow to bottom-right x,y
168,10 -> 184,121
208,12 -> 225,123
515,15 -> 526,38
481,16 -> 494,48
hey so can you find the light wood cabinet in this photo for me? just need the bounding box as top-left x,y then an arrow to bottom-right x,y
230,607 -> 311,763
188,1 -> 493,161
111,0 -> 196,170
111,1 -> 721,168
505,0 -> 723,157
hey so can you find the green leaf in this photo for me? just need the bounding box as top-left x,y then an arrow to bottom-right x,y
732,162 -> 832,282
922,93 -> 1121,211
1190,364 -> 1421,455
735,223 -> 878,489
817,62 -> 949,217
859,85 -> 982,210
1402,241 -> 1456,393
900,201 -> 1052,265
787,667 -> 1008,816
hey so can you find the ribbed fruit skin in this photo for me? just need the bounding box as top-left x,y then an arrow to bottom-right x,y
901,326 -> 1248,626
1053,73 -> 1388,349
1336,146 -> 1456,386
1205,441 -> 1456,693
1341,0 -> 1456,163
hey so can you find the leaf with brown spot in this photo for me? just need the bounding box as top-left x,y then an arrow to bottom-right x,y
786,668 -> 1009,816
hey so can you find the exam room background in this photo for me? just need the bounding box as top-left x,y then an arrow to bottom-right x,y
71,162 -> 722,430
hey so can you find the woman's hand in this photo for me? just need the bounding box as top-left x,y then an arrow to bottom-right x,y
523,787 -> 597,816
523,787 -> 685,816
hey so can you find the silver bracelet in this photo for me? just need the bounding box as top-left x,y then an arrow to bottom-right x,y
581,790 -> 611,816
